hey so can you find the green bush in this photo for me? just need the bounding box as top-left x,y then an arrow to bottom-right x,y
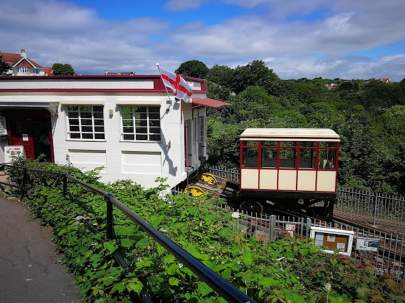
6,160 -> 404,302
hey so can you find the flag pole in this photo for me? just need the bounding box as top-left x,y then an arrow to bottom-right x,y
155,63 -> 172,103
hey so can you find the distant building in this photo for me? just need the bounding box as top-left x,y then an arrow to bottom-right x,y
0,49 -> 52,76
325,83 -> 338,90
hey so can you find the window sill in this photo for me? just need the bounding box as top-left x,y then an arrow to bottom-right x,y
119,140 -> 161,143
66,139 -> 106,142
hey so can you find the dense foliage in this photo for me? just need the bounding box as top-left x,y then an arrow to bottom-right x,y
0,55 -> 11,75
177,60 -> 209,78
6,160 -> 404,302
52,63 -> 75,75
190,60 -> 405,193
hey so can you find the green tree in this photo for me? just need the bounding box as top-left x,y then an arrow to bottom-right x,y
52,63 -> 75,75
230,60 -> 279,94
0,56 -> 10,75
176,60 -> 209,78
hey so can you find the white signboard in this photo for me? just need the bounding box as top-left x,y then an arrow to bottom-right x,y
356,237 -> 379,252
0,116 -> 7,136
310,226 -> 354,256
4,145 -> 25,163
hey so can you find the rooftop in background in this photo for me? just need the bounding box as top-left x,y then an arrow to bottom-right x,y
240,128 -> 340,141
0,49 -> 52,76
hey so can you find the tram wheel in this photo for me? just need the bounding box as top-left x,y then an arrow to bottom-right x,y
240,200 -> 264,214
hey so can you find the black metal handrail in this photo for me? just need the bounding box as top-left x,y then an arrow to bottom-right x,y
0,163 -> 255,303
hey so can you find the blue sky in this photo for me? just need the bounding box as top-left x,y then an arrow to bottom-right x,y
1,0 -> 405,80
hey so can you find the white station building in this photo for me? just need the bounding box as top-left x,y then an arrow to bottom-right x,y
0,75 -> 226,188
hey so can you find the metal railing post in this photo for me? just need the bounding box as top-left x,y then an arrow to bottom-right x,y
373,193 -> 378,226
105,193 -> 114,240
306,217 -> 312,238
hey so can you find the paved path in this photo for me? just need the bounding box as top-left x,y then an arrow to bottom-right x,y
0,197 -> 81,303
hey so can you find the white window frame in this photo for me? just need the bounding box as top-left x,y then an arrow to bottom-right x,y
66,105 -> 105,141
120,105 -> 161,142
19,66 -> 29,73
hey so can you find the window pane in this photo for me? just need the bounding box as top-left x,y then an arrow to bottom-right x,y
81,112 -> 92,118
93,112 -> 103,119
81,126 -> 93,132
122,119 -> 133,127
280,142 -> 295,168
121,106 -> 132,119
70,133 -> 80,139
68,112 -> 78,118
82,133 -> 93,139
81,119 -> 92,125
149,107 -> 160,112
94,133 -> 105,140
136,127 -> 147,134
135,120 -> 148,127
149,113 -> 160,119
243,142 -> 258,167
123,134 -> 134,140
149,135 -> 161,141
149,120 -> 160,127
94,126 -> 104,133
149,127 -> 160,134
69,126 -> 79,132
80,105 -> 92,112
262,142 -> 277,168
94,119 -> 104,125
320,148 -> 336,169
136,134 -> 148,140
69,119 -> 79,126
123,127 -> 133,133
299,142 -> 316,168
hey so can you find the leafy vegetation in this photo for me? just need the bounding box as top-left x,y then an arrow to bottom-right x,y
179,60 -> 405,193
52,63 -> 75,75
6,160 -> 404,302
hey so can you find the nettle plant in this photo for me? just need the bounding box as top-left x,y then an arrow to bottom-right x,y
6,160 -> 404,303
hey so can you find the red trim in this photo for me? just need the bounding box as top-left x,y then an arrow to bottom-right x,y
257,142 -> 262,189
335,143 -> 340,192
240,188 -> 336,193
0,88 -> 167,93
0,74 -> 208,93
315,142 -> 320,191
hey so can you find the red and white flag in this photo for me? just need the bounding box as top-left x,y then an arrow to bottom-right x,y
159,68 -> 193,102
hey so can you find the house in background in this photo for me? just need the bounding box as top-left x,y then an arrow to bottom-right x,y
0,49 -> 53,76
0,75 -> 226,188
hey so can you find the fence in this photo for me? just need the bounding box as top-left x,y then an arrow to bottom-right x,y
205,166 -> 405,226
0,164 -> 255,303
216,204 -> 405,282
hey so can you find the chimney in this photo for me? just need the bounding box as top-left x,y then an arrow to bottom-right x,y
20,49 -> 27,58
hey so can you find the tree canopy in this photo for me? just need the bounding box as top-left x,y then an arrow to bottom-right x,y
176,60 -> 209,78
0,56 -> 10,75
52,63 -> 75,75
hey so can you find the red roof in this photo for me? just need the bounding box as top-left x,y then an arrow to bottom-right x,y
192,98 -> 228,108
0,52 -> 42,67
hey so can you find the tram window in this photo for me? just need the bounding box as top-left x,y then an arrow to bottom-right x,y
243,142 -> 258,167
280,142 -> 295,168
300,142 -> 316,168
320,143 -> 337,169
262,142 -> 277,168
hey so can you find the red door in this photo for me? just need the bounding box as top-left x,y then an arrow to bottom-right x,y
6,109 -> 53,161
8,119 -> 36,159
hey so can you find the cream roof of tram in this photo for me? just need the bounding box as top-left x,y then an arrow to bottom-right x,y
240,128 -> 340,142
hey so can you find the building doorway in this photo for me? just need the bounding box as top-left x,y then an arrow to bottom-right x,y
5,109 -> 54,162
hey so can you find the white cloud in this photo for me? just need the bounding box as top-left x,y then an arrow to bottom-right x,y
0,0 -> 404,80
